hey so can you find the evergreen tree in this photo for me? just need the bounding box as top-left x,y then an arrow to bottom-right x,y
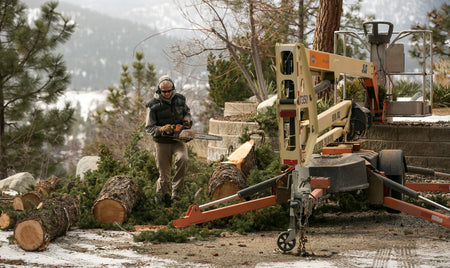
207,53 -> 253,108
85,52 -> 157,158
0,0 -> 76,179
409,4 -> 449,61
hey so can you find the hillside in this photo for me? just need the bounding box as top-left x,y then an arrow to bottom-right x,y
24,0 -> 178,91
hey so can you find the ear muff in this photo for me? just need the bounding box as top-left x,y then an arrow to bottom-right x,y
157,76 -> 175,93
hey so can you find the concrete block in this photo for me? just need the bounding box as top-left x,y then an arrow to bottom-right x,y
224,102 -> 258,116
406,156 -> 450,172
397,126 -> 429,141
429,127 -> 450,142
366,125 -> 398,140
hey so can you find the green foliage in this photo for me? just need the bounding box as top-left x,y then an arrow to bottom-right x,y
317,96 -> 333,114
337,79 -> 365,102
315,191 -> 371,214
238,126 -> 251,144
207,53 -> 253,107
0,0 -> 76,179
244,105 -> 278,136
433,83 -> 450,108
409,3 -> 449,60
393,80 -> 422,97
133,226 -> 221,243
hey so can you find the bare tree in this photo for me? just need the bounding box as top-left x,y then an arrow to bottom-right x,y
172,0 -> 296,102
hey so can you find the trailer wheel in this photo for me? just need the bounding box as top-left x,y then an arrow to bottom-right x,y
378,150 -> 406,213
277,232 -> 296,252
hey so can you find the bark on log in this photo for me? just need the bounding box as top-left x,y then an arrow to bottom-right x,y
13,193 -> 80,251
0,195 -> 15,205
92,175 -> 145,224
34,176 -> 75,195
208,164 -> 246,201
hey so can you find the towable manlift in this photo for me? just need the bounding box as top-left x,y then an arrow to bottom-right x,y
174,24 -> 449,254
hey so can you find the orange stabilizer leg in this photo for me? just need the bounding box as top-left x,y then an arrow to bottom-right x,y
174,195 -> 278,228
384,197 -> 450,228
405,183 -> 450,192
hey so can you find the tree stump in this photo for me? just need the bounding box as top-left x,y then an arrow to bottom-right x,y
13,193 -> 80,251
208,164 -> 246,201
92,175 -> 145,224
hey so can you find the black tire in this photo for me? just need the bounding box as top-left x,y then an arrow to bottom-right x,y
277,231 -> 296,252
378,150 -> 406,214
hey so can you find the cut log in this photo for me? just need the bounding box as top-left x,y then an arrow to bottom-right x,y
0,195 -> 24,210
14,193 -> 80,251
21,190 -> 45,210
0,212 -> 16,230
208,164 -> 246,201
13,196 -> 24,210
222,140 -> 256,177
92,175 -> 145,224
0,210 -> 24,230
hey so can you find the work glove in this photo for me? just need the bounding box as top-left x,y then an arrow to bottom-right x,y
160,124 -> 174,135
183,117 -> 192,128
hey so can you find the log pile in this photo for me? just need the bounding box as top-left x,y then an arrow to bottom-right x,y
92,175 -> 145,224
208,140 -> 256,200
13,193 -> 80,251
10,176 -> 74,211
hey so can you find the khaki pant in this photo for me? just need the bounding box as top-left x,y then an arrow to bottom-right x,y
155,141 -> 188,199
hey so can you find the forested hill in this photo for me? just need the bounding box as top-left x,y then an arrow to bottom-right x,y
24,0 -> 177,91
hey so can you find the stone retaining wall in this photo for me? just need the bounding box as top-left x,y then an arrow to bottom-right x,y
359,124 -> 450,172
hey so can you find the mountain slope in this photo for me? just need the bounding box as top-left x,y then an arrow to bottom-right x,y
24,0 -> 177,91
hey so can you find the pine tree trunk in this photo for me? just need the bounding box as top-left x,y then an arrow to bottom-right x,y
208,164 -> 246,201
92,175 -> 145,224
13,193 -> 80,251
313,0 -> 343,52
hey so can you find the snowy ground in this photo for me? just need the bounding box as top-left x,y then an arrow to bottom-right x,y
1,224 -> 449,268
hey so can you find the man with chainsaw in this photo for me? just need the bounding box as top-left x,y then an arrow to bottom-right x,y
145,75 -> 192,204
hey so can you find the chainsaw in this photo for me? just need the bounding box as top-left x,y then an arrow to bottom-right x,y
171,124 -> 222,141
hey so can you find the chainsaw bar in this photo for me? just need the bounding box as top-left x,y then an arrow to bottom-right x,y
194,133 -> 222,141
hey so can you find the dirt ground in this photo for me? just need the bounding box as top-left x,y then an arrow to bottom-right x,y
1,174 -> 449,267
